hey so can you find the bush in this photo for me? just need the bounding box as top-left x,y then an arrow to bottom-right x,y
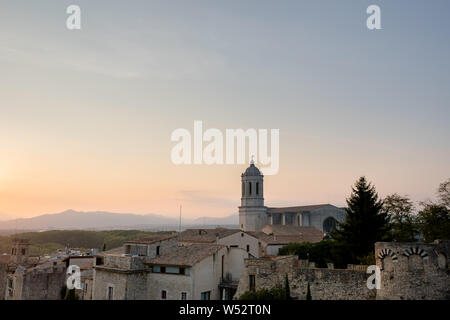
239,283 -> 290,300
278,240 -> 359,268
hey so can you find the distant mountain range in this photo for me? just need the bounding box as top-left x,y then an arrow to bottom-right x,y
0,209 -> 239,231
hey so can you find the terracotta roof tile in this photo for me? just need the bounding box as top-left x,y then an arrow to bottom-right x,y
179,228 -> 241,243
125,234 -> 177,245
248,226 -> 324,244
146,243 -> 225,267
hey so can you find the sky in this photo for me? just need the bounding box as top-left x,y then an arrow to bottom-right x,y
0,0 -> 449,220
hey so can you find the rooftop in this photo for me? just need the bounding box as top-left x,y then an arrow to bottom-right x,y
179,228 -> 241,243
124,234 -> 177,245
248,226 -> 324,244
145,243 -> 225,267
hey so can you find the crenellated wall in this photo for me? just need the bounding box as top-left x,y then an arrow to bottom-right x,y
375,240 -> 450,300
234,256 -> 375,300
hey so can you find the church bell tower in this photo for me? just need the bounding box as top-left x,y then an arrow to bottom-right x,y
239,160 -> 267,231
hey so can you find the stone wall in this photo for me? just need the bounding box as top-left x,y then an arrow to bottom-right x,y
0,263 -> 7,300
375,240 -> 450,300
92,268 -> 149,300
234,256 -> 376,300
7,264 -> 67,300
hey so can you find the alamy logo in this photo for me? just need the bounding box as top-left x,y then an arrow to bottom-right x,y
66,265 -> 82,290
170,121 -> 280,175
367,5 -> 381,30
366,265 -> 381,290
66,5 -> 81,30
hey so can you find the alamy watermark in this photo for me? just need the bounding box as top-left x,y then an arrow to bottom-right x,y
366,265 -> 381,290
170,121 -> 280,175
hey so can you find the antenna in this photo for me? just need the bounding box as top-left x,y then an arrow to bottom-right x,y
179,205 -> 182,233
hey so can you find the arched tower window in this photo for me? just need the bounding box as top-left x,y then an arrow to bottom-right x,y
242,182 -> 245,196
248,182 -> 252,195
323,217 -> 337,233
256,182 -> 259,195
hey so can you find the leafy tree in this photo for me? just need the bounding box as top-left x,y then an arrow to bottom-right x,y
279,240 -> 352,269
383,193 -> 419,242
102,243 -> 107,251
306,282 -> 312,300
331,177 -> 391,263
238,286 -> 289,300
437,178 -> 450,208
417,203 -> 450,242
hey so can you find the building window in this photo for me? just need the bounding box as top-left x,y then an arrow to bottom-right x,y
246,245 -> 250,253
161,266 -> 166,273
166,266 -> 180,274
256,182 -> 259,195
200,291 -> 211,300
249,275 -> 256,292
153,265 -> 161,273
107,286 -> 114,300
181,292 -> 187,300
242,182 -> 245,196
95,257 -> 104,266
161,290 -> 167,300
156,245 -> 160,256
248,182 -> 252,195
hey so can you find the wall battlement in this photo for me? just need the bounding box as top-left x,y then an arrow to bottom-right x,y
375,240 -> 450,300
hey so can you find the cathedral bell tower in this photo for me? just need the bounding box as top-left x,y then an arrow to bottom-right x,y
239,159 -> 267,231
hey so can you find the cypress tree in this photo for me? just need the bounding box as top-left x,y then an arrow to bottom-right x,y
331,176 -> 391,263
284,274 -> 291,300
306,282 -> 312,300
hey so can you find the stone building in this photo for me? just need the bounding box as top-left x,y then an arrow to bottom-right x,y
239,161 -> 346,233
179,228 -> 260,258
234,255 -> 376,300
92,234 -> 248,300
375,240 -> 450,300
247,225 -> 325,256
1,239 -> 67,300
235,240 -> 450,300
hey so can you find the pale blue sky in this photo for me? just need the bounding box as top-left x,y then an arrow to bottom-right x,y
0,1 -> 449,218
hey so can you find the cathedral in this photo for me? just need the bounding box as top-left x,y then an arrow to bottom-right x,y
239,161 -> 346,233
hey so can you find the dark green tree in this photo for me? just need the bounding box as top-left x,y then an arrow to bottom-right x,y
64,288 -> 79,300
437,178 -> 450,208
383,193 -> 419,242
284,274 -> 291,300
417,203 -> 450,242
331,176 -> 391,263
238,286 -> 288,300
102,243 -> 106,251
306,282 -> 311,300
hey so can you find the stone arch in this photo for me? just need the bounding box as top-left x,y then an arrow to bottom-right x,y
322,217 -> 337,233
378,248 -> 398,262
378,248 -> 398,271
402,247 -> 429,260
403,247 -> 428,271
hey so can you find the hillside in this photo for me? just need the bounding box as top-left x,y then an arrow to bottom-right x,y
0,210 -> 238,231
0,229 -> 175,255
